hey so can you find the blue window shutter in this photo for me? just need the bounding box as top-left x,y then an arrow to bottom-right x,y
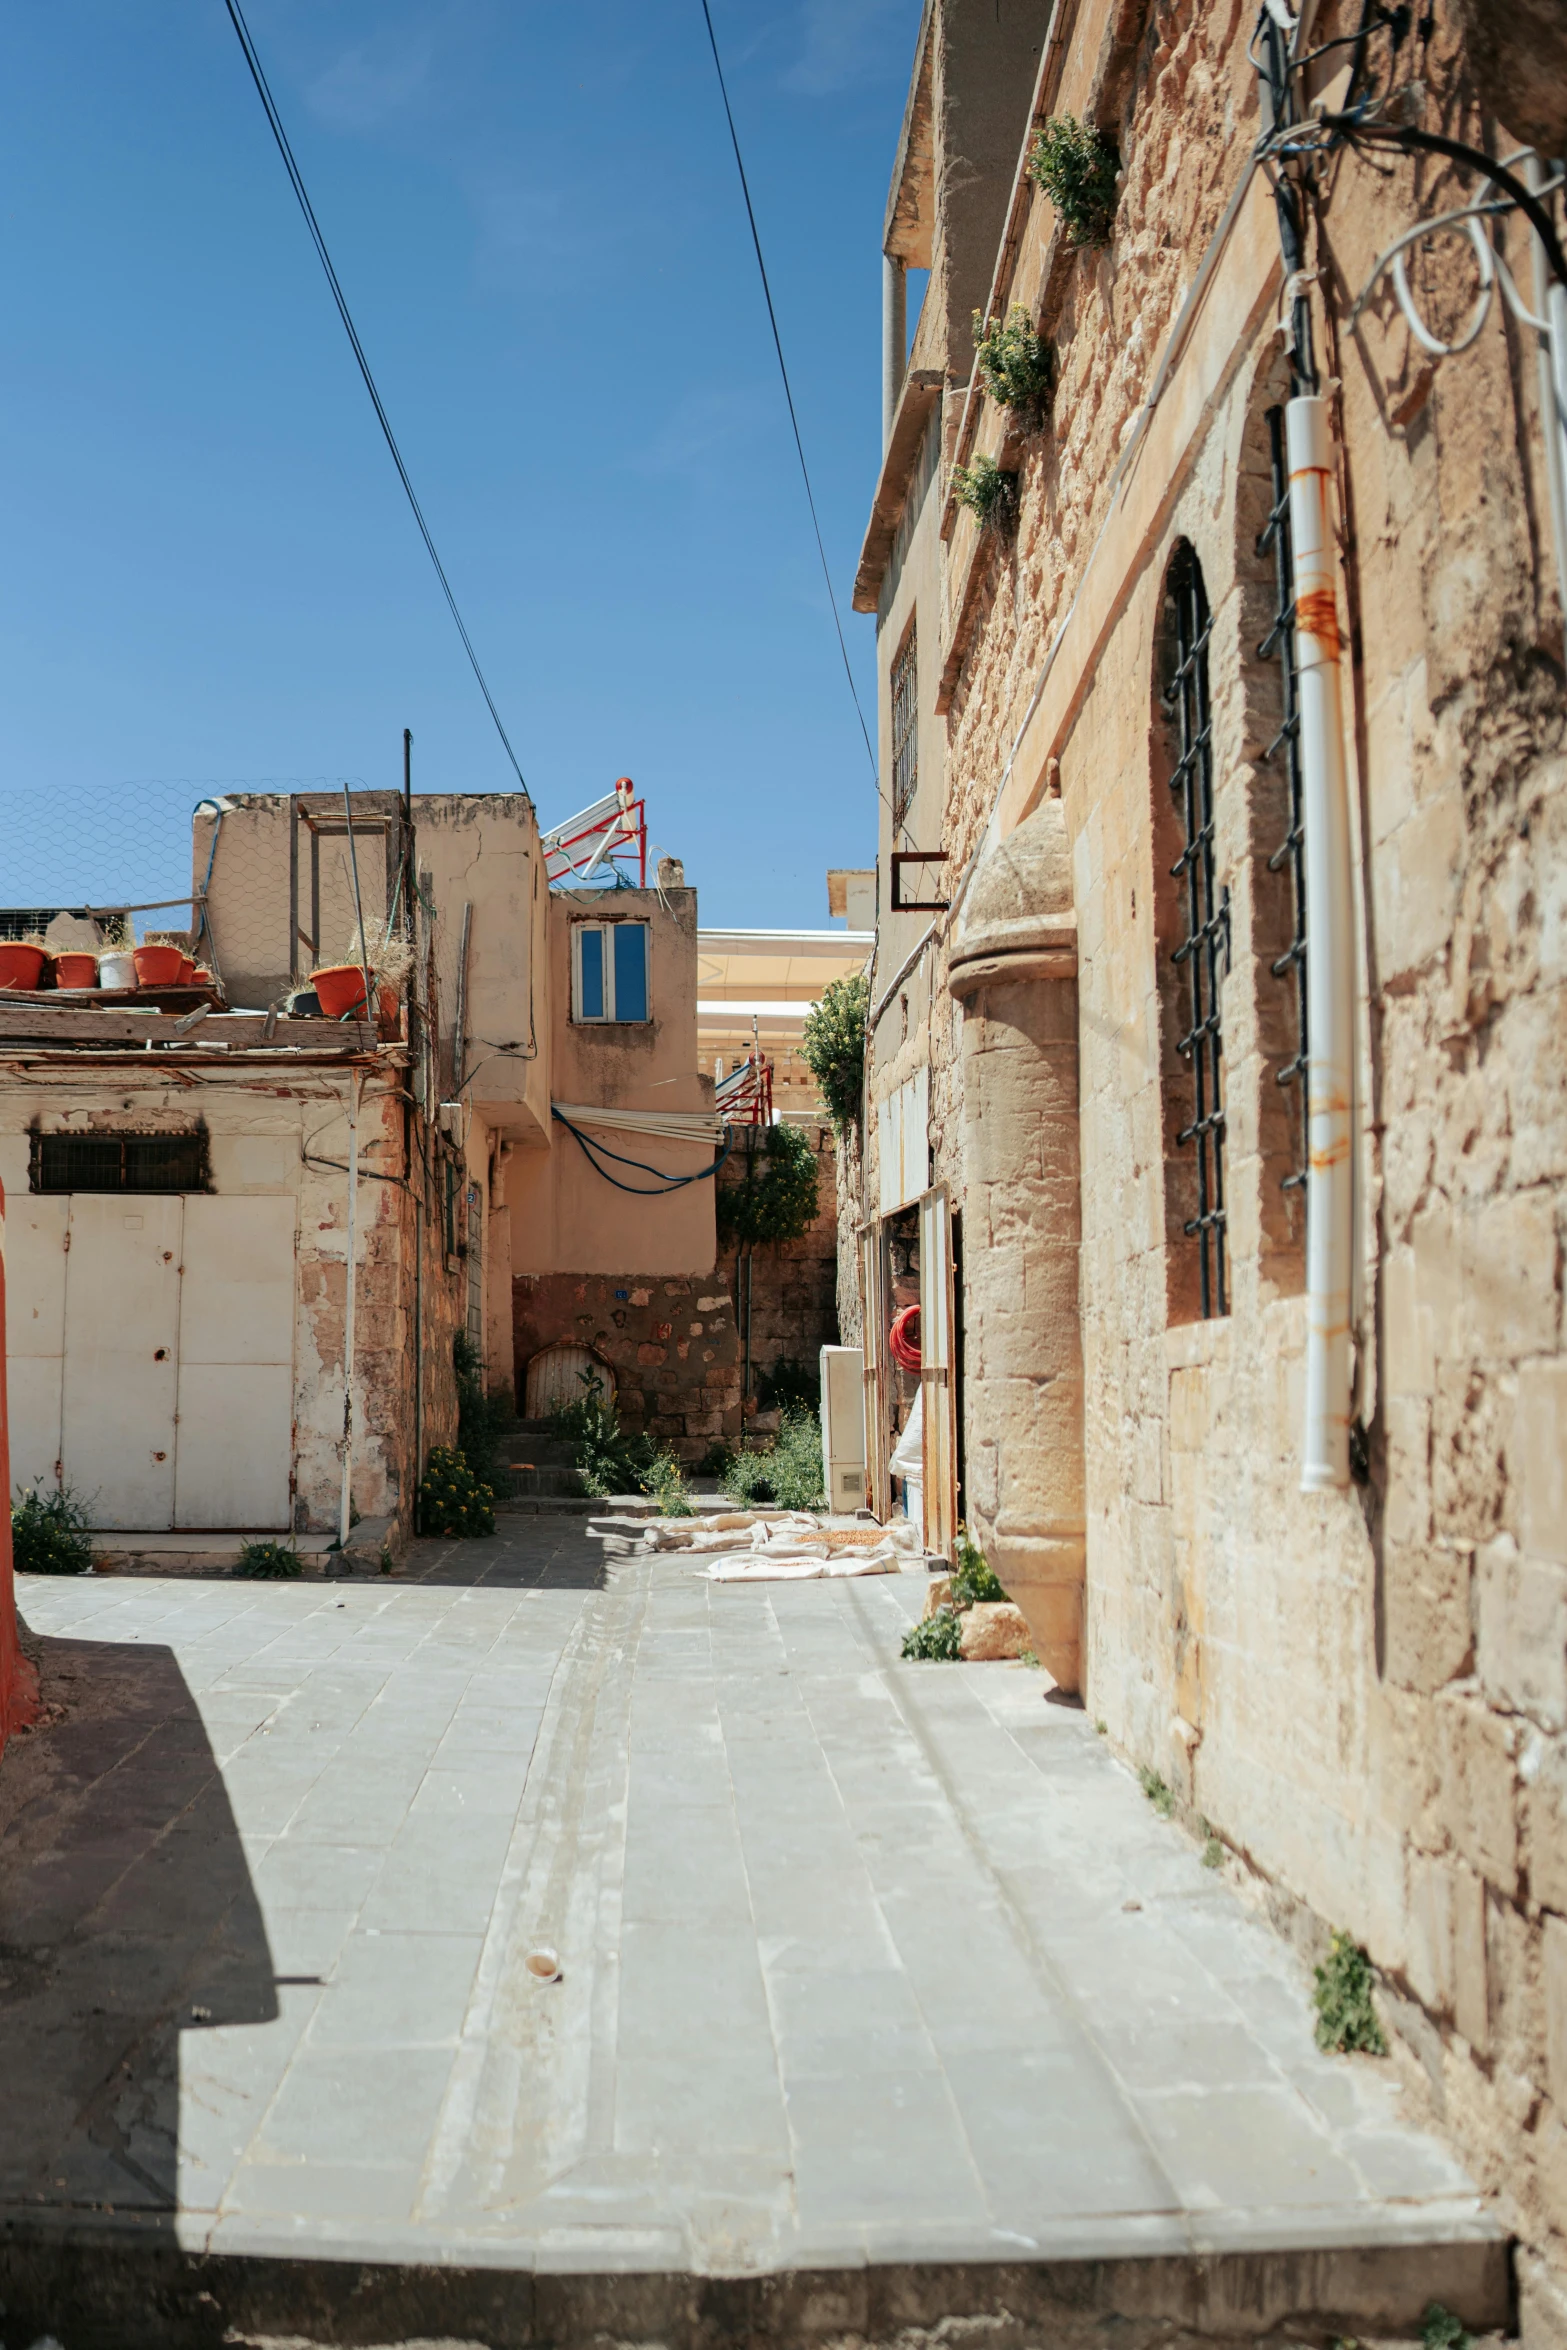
613,923 -> 649,1022
579,926 -> 605,1019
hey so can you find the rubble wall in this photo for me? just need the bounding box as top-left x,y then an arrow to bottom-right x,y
512,1272 -> 741,1462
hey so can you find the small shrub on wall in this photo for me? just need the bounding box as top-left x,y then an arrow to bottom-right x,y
952,454 -> 1020,539
801,974 -> 868,1133
717,1122 -> 819,1246
971,305 -> 1055,432
1027,115 -> 1120,248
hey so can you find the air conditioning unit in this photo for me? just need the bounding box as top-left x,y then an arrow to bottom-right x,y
819,1345 -> 867,1514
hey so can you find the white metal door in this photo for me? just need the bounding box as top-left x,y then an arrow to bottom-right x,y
919,1188 -> 957,1559
4,1196 -> 68,1495
175,1195 -> 295,1530
62,1196 -> 182,1528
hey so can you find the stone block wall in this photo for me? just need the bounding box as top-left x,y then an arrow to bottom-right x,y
852,0 -> 1567,2297
511,1272 -> 742,1461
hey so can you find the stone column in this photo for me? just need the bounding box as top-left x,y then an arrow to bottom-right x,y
882,252 -> 907,452
947,799 -> 1086,1692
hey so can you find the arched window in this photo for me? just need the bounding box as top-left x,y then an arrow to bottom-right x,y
1157,542 -> 1229,1319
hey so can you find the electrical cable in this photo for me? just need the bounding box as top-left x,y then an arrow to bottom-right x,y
696,1 -> 879,788
221,0 -> 531,801
552,1103 -> 733,1195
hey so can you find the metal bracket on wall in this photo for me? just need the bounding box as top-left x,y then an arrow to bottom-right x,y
890,851 -> 950,912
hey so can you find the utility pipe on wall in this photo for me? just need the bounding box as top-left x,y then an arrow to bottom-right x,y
340,1070 -> 361,1547
882,252 -> 906,452
1288,395 -> 1355,1493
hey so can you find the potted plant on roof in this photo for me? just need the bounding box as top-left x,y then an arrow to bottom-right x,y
0,935 -> 49,991
93,917 -> 135,991
312,926 -> 413,1028
134,929 -> 190,988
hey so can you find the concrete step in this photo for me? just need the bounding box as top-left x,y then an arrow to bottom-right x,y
497,1491 -> 659,1517
498,1438 -> 578,1471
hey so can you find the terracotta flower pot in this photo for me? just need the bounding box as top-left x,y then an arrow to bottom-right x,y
133,944 -> 184,988
51,952 -> 99,990
312,963 -> 371,1019
0,944 -> 46,991
180,956 -> 197,985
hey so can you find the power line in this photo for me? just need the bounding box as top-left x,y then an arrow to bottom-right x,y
697,0 -> 878,783
221,0 -> 530,800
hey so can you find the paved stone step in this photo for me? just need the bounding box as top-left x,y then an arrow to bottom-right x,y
0,2236 -> 1513,2350
500,1465 -> 586,1498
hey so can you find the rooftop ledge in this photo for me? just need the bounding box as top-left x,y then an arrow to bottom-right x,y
853,366 -> 946,614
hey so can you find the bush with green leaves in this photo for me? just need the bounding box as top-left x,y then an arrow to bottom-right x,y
971,304 -> 1055,431
1313,1929 -> 1387,2055
717,1122 -> 820,1246
951,1527 -> 1007,1605
1420,2307 -> 1471,2350
454,1327 -> 509,1486
646,1450 -> 696,1517
801,973 -> 868,1133
722,1408 -> 826,1511
417,1444 -> 496,1538
549,1373 -> 654,1498
235,1539 -> 302,1580
952,454 -> 1020,539
1028,115 -> 1120,247
902,1606 -> 963,1661
11,1483 -> 95,1575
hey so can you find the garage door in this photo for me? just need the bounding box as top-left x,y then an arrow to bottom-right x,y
4,1192 -> 295,1532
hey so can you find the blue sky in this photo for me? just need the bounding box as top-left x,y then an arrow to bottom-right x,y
0,0 -> 919,926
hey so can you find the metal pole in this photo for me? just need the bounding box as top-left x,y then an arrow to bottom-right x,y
882,252 -> 907,451
341,783 -> 374,1025
340,1069 -> 360,1547
454,903 -> 473,1092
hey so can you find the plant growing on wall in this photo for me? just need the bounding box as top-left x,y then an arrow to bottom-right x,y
801,973 -> 868,1133
1312,1929 -> 1388,2054
1027,115 -> 1120,247
971,304 -> 1055,431
716,1122 -> 819,1246
952,454 -> 1020,539
234,1539 -> 303,1579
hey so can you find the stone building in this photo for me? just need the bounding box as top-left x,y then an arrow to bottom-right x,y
0,785 -> 740,1538
847,0 -> 1567,2317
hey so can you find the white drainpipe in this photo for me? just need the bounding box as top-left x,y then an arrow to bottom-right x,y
339,1069 -> 360,1547
1289,394 -> 1355,1493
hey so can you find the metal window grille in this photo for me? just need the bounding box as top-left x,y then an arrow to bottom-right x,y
1257,404 -> 1309,1194
891,625 -> 918,825
1163,543 -> 1229,1318
31,1129 -> 209,1193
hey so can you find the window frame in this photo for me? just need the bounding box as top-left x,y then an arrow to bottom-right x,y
1160,542 -> 1230,1321
30,1127 -> 211,1195
571,918 -> 651,1025
890,621 -> 919,827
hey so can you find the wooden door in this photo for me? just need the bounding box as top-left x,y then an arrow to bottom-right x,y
175,1195 -> 295,1530
4,1196 -> 68,1494
860,1224 -> 890,1521
61,1196 -> 182,1528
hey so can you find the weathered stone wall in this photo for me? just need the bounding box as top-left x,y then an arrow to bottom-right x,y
511,1271 -> 741,1461
857,0 -> 1567,2295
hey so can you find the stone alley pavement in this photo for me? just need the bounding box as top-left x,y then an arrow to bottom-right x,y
0,1517 -> 1507,2349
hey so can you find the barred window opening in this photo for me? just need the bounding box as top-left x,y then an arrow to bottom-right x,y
1258,404 -> 1309,1194
891,624 -> 918,827
31,1128 -> 210,1194
1162,544 -> 1229,1320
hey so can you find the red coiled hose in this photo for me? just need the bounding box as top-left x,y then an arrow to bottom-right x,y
889,1304 -> 922,1372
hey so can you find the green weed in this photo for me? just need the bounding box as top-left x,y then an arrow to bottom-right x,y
1028,115 -> 1120,247
1139,1766 -> 1175,1819
902,1608 -> 963,1662
11,1482 -> 96,1576
234,1539 -> 302,1580
1313,1930 -> 1388,2056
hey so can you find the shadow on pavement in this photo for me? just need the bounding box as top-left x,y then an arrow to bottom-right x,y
0,1624 -> 276,2220
400,1513 -> 614,1590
